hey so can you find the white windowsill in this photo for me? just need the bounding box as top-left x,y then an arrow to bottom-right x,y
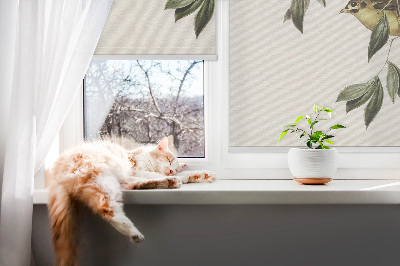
33,180 -> 400,205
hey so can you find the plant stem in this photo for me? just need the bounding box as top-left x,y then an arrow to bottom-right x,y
311,109 -> 322,136
377,37 -> 399,76
294,127 -> 310,138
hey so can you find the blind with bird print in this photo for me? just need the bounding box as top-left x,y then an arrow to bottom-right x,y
230,0 -> 400,147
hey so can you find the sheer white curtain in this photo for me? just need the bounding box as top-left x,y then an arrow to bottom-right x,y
0,0 -> 113,265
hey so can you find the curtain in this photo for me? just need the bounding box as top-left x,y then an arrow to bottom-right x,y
0,1 -> 18,196
83,61 -> 117,140
0,0 -> 113,265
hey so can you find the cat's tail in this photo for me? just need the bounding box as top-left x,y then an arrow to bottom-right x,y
48,183 -> 78,266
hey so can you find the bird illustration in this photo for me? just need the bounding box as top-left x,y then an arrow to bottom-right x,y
340,0 -> 400,36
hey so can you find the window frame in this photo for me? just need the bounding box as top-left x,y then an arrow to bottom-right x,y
58,0 -> 400,181
218,0 -> 400,179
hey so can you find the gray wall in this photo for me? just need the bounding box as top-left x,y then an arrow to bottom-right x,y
32,205 -> 400,266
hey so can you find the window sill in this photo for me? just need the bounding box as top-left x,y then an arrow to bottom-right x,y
33,180 -> 400,205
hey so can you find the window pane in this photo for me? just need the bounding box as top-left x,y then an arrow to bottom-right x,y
84,60 -> 204,158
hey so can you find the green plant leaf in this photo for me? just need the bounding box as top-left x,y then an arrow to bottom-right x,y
307,139 -> 313,148
194,0 -> 214,38
310,131 -> 323,142
368,12 -> 389,62
324,108 -> 333,113
278,129 -> 289,142
337,83 -> 370,102
307,118 -> 312,126
175,0 -> 204,22
318,141 -> 330,149
330,124 -> 346,129
322,135 -> 334,140
300,132 -> 306,138
294,116 -> 304,124
364,77 -> 384,128
387,61 -> 400,103
325,139 -> 333,144
165,0 -> 196,9
290,0 -> 305,33
310,121 -> 319,128
316,0 -> 326,7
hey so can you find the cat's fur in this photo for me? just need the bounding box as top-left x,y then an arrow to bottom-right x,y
48,137 -> 216,266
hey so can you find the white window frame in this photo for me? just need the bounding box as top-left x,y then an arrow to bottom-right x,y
58,0 -> 400,181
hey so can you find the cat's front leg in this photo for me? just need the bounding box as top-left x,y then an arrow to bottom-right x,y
177,171 -> 216,184
122,176 -> 182,189
177,163 -> 186,173
132,170 -> 166,179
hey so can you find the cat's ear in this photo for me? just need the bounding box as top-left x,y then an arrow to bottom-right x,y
157,137 -> 168,151
167,135 -> 178,155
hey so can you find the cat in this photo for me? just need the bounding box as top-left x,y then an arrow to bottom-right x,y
48,137 -> 216,266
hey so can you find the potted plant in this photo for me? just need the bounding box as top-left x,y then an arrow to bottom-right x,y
278,105 -> 346,185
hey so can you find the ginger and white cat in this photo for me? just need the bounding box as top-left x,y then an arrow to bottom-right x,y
48,137 -> 216,266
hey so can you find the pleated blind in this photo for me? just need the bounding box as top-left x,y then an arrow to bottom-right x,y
95,0 -> 216,59
230,0 -> 400,147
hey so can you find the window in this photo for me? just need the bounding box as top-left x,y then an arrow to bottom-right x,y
55,0 -> 400,183
83,60 -> 205,158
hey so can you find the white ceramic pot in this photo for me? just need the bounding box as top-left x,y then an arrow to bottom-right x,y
288,148 -> 338,184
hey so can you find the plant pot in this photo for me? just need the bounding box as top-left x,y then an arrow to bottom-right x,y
288,148 -> 338,185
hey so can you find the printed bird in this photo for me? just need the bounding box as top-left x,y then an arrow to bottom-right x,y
340,0 -> 400,36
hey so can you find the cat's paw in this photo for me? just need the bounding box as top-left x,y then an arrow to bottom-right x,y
130,232 -> 145,243
166,177 -> 182,189
177,163 -> 187,173
186,171 -> 217,183
203,171 -> 217,183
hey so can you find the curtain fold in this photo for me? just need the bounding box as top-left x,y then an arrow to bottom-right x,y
0,0 -> 18,199
0,0 -> 113,265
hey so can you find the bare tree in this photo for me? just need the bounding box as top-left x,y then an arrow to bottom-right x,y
85,60 -> 204,157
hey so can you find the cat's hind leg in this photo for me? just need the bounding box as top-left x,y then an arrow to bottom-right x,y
75,172 -> 144,242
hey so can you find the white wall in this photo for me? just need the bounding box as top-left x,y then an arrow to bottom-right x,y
33,205 -> 400,266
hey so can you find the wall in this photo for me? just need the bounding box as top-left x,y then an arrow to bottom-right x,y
32,204 -> 400,266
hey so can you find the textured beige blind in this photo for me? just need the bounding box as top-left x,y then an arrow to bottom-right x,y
95,0 -> 216,59
230,0 -> 400,147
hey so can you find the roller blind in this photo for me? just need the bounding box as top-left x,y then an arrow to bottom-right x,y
230,0 -> 400,147
95,0 -> 216,59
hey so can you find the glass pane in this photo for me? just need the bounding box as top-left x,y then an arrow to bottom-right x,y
84,60 -> 204,158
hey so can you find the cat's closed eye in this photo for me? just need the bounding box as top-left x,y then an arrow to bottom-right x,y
156,154 -> 173,164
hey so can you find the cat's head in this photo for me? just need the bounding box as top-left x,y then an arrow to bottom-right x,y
149,137 -> 180,176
